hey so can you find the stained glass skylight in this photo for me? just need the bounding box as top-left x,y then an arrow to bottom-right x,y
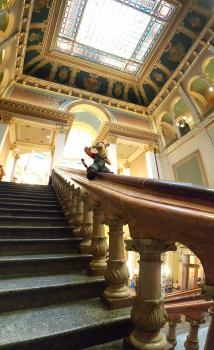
56,0 -> 177,75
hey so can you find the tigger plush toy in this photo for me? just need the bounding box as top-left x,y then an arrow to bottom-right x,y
81,142 -> 111,180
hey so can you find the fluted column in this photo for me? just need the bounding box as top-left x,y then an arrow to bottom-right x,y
103,216 -> 130,301
79,193 -> 93,254
88,203 -> 108,275
125,239 -> 176,350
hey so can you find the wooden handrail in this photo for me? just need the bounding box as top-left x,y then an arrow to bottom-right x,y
56,167 -> 214,286
165,288 -> 202,303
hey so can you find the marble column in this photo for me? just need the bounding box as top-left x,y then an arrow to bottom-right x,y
52,125 -> 67,168
103,216 -> 130,300
88,203 -> 108,276
10,154 -> 19,181
145,145 -> 159,179
125,239 -> 176,350
171,114 -> 181,138
107,135 -> 118,174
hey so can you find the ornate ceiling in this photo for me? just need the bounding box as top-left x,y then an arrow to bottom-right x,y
15,0 -> 213,111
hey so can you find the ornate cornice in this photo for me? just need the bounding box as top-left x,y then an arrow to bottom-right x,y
15,76 -> 147,116
94,121 -> 159,145
0,98 -> 74,126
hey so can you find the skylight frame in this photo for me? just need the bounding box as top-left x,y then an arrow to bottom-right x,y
55,0 -> 177,76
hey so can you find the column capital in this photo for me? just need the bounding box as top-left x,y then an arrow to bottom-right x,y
55,124 -> 69,135
106,134 -> 118,144
125,239 -> 176,262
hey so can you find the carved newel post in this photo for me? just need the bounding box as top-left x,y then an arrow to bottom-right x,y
88,203 -> 108,276
125,239 -> 176,350
103,216 -> 130,302
79,193 -> 93,254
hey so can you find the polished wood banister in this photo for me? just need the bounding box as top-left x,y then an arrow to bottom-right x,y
52,169 -> 214,350
165,288 -> 202,303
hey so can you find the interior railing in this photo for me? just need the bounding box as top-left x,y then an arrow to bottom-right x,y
52,167 -> 214,350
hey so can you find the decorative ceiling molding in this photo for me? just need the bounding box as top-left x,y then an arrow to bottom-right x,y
0,98 -> 74,126
15,75 -> 148,116
94,121 -> 159,145
13,0 -> 214,112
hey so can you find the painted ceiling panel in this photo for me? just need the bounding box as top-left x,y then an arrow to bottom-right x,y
21,0 -> 212,107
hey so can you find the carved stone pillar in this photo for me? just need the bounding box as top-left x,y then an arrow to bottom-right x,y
103,217 -> 130,302
79,193 -> 93,254
125,239 -> 176,350
184,316 -> 205,350
72,187 -> 83,235
88,203 -> 108,276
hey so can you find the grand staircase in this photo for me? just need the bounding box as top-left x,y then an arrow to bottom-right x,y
0,182 -> 131,349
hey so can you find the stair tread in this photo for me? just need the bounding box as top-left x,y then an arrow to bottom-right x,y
0,209 -> 62,213
0,253 -> 91,262
0,272 -> 104,293
0,238 -> 80,243
0,298 -> 130,346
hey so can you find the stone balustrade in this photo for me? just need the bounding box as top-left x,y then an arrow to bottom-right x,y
51,168 -> 214,350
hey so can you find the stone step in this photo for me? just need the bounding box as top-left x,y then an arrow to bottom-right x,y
0,216 -> 68,226
0,208 -> 64,218
0,237 -> 82,255
0,191 -> 57,200
0,298 -> 132,349
0,182 -> 52,190
0,196 -> 58,204
0,201 -> 61,210
0,186 -> 55,194
0,226 -> 72,239
0,253 -> 92,278
0,273 -> 105,313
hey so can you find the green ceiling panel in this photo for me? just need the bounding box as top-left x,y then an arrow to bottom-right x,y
54,65 -> 71,85
160,32 -> 192,71
74,71 -> 108,96
32,62 -> 52,80
191,78 -> 208,93
31,0 -> 50,23
128,87 -> 141,105
27,29 -> 44,46
149,68 -> 168,87
112,82 -> 124,100
196,0 -> 214,10
183,11 -> 207,33
24,50 -> 40,65
143,84 -> 156,104
24,60 -> 42,74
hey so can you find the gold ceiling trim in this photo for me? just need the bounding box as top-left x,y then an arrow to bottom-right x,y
0,98 -> 73,126
149,15 -> 214,113
15,75 -> 148,116
94,121 -> 159,146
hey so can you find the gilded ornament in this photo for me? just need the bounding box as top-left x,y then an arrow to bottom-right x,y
84,74 -> 100,93
167,43 -> 186,63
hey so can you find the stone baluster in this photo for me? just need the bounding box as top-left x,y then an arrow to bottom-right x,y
102,216 -> 130,304
72,187 -> 83,234
124,239 -> 176,350
63,183 -> 75,220
184,315 -> 205,350
166,315 -> 181,349
88,203 -> 108,276
79,193 -> 93,254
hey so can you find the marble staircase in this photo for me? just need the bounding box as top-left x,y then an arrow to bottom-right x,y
0,182 -> 131,349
